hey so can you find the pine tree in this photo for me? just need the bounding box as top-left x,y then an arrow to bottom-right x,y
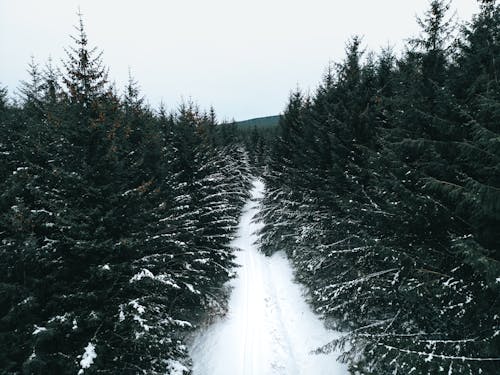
260,2 -> 500,373
62,12 -> 108,109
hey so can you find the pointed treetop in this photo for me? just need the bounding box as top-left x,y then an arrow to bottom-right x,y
18,55 -> 43,106
124,68 -> 144,109
208,106 -> 217,125
62,10 -> 109,106
322,62 -> 335,90
0,84 -> 8,111
72,8 -> 88,50
42,56 -> 61,103
413,0 -> 455,52
336,36 -> 364,87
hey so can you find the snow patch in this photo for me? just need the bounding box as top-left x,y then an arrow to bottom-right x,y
78,342 -> 97,374
32,325 -> 47,335
184,282 -> 200,294
129,268 -> 180,288
130,299 -> 145,314
166,359 -> 189,375
48,313 -> 70,323
119,306 -> 125,322
190,178 -> 347,375
173,319 -> 193,328
130,268 -> 154,282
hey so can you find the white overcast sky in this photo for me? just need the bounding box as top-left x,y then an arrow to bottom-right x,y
0,0 -> 479,121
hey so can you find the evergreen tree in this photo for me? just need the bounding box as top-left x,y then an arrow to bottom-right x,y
0,14 -> 252,374
260,2 -> 500,373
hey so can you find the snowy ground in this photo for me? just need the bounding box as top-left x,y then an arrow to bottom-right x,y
190,179 -> 347,375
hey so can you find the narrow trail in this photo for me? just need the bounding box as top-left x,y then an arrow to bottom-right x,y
190,179 -> 347,375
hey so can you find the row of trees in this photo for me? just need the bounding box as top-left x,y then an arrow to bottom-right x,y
0,17 -> 251,374
260,1 -> 499,373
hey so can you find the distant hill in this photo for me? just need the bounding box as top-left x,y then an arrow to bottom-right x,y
235,115 -> 280,130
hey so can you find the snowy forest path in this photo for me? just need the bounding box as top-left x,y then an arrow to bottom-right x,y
189,178 -> 347,375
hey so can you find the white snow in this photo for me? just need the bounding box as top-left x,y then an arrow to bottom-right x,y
48,313 -> 70,323
30,209 -> 53,215
129,299 -> 151,335
166,359 -> 189,375
184,282 -> 200,294
190,179 -> 347,375
119,306 -> 125,322
130,268 -> 155,282
32,325 -> 47,335
129,268 -> 180,288
173,319 -> 193,328
78,342 -> 97,374
13,166 -> 28,175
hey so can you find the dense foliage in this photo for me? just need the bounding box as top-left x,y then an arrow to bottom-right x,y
0,17 -> 251,374
260,1 -> 500,373
2,1 -> 499,374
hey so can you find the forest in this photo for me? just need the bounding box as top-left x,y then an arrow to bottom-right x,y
0,0 -> 499,374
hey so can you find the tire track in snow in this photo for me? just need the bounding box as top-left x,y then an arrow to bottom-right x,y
190,179 -> 347,375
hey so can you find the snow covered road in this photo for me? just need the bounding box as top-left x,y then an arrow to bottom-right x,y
190,179 -> 347,375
